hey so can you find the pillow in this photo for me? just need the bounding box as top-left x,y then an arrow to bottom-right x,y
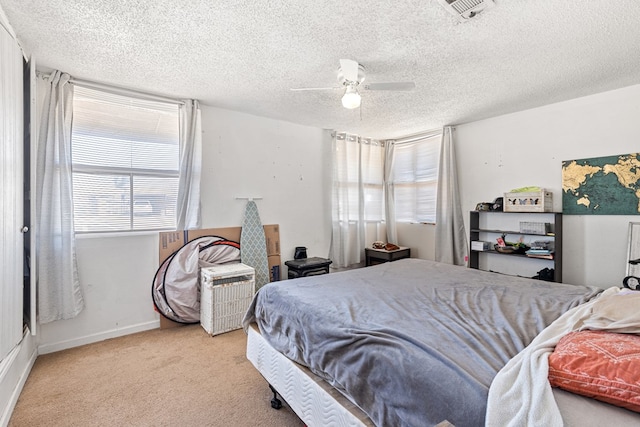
548,330 -> 640,412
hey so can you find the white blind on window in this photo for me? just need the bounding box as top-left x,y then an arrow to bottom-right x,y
392,134 -> 441,223
72,86 -> 179,233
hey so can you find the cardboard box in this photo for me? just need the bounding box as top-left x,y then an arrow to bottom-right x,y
158,224 -> 280,263
264,224 -> 280,256
158,224 -> 280,329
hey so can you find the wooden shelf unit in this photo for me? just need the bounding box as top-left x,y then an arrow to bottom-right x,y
469,211 -> 563,282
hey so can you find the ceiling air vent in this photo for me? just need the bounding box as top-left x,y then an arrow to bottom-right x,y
436,0 -> 495,21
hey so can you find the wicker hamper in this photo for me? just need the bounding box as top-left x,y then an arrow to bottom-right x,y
200,263 -> 255,336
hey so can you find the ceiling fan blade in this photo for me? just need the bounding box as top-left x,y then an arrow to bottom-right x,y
363,82 -> 416,91
339,59 -> 360,83
290,87 -> 341,91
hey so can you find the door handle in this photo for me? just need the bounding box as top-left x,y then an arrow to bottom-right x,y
21,226 -> 29,233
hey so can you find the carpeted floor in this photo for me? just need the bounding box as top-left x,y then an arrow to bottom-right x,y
9,325 -> 305,427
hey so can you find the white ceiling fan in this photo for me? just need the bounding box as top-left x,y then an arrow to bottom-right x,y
291,59 -> 415,109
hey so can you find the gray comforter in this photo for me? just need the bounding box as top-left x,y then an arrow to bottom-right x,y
243,258 -> 602,427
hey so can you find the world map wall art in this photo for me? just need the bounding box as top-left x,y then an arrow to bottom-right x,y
562,152 -> 640,215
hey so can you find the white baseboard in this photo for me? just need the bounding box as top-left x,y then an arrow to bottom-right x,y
0,331 -> 38,427
38,320 -> 160,355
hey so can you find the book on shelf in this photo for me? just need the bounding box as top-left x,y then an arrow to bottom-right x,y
529,240 -> 554,251
526,250 -> 554,260
526,249 -> 552,254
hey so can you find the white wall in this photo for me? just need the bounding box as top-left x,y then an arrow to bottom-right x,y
38,105 -> 332,352
455,84 -> 640,288
397,223 -> 435,261
38,233 -> 161,353
198,106 -> 332,263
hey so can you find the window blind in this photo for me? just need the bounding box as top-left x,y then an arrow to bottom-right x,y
392,133 -> 441,223
72,86 -> 180,233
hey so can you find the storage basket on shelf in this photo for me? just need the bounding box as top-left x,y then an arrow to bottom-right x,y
519,221 -> 551,235
504,190 -> 553,212
200,263 -> 255,336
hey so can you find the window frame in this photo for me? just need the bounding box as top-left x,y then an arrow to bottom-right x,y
70,85 -> 181,234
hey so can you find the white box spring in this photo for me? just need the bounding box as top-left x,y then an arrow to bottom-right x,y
246,324 -> 373,427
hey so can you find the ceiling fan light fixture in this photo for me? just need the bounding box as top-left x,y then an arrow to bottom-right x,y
341,86 -> 361,109
293,59 -> 414,109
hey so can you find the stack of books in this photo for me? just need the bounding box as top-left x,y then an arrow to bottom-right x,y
525,249 -> 554,259
525,240 -> 554,259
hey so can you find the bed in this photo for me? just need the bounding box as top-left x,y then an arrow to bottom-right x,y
242,258 -> 640,426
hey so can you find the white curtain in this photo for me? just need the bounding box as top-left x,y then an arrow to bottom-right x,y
0,21 -> 24,361
176,99 -> 202,230
435,126 -> 468,265
383,141 -> 398,244
329,132 -> 386,268
36,70 -> 84,323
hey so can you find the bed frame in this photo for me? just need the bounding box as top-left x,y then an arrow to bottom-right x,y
246,323 -> 374,426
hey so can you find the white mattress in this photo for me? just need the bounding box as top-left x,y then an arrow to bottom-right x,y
553,387 -> 640,426
246,324 -> 374,427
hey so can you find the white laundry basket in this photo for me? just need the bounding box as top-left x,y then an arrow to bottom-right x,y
200,263 -> 255,336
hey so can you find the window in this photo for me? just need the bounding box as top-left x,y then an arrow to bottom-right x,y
392,133 -> 441,223
71,86 -> 180,233
333,134 -> 385,222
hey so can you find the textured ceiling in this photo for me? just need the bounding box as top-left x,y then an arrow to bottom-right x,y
3,0 -> 640,139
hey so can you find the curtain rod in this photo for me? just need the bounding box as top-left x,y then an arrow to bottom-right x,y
37,71 -> 185,106
1,9 -> 29,61
330,126 -> 454,144
330,131 -> 384,144
0,7 -> 17,40
70,76 -> 185,106
388,128 -> 447,145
